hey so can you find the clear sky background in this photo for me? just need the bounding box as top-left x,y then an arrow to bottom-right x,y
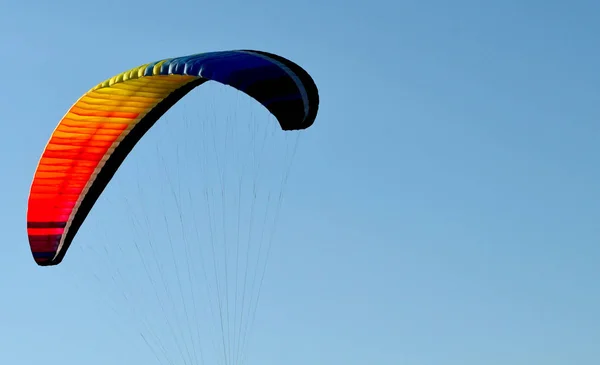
1,0 -> 600,364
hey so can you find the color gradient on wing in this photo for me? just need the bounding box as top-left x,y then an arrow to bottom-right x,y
26,50 -> 319,266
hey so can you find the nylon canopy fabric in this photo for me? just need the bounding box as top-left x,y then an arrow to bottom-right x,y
26,49 -> 320,266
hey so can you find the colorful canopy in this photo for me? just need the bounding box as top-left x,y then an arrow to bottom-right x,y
26,50 -> 319,266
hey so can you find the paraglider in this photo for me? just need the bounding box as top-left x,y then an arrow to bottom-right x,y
26,49 -> 319,266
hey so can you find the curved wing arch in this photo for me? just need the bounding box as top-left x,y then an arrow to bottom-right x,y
26,49 -> 319,266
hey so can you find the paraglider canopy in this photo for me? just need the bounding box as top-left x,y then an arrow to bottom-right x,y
26,49 -> 319,266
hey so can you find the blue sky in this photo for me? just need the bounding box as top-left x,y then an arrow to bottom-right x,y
1,0 -> 600,364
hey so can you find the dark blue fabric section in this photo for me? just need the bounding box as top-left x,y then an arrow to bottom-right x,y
33,251 -> 55,259
151,51 -> 304,117
263,94 -> 303,106
225,65 -> 289,93
128,50 -> 318,131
